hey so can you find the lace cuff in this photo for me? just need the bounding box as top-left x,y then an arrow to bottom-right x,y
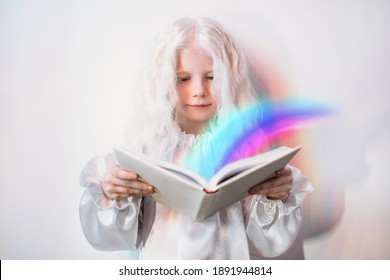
248,165 -> 313,223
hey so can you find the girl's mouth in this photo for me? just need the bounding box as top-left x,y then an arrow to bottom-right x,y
188,104 -> 211,107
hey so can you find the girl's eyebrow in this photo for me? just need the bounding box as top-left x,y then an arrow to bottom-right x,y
176,71 -> 189,75
176,70 -> 214,75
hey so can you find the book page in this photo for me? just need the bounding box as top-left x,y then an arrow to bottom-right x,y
209,146 -> 301,188
158,162 -> 208,187
114,145 -> 208,187
204,146 -> 301,216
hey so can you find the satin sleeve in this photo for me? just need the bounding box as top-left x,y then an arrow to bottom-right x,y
79,154 -> 143,251
244,166 -> 313,258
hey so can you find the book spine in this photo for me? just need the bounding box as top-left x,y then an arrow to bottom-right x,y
194,193 -> 216,222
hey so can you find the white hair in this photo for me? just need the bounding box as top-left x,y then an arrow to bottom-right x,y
120,17 -> 259,160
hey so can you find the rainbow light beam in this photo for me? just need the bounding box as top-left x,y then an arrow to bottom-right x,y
184,99 -> 336,180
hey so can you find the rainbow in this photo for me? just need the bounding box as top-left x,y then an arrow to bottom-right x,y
184,99 -> 336,180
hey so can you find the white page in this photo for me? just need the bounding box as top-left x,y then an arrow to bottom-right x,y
209,146 -> 301,188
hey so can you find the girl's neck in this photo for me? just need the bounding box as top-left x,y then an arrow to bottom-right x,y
180,124 -> 205,136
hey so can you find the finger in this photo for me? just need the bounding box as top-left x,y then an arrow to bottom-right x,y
275,166 -> 292,177
106,188 -> 144,200
127,180 -> 155,193
103,177 -> 154,198
267,191 -> 289,200
111,178 -> 155,195
257,170 -> 292,190
111,185 -> 144,195
110,177 -> 155,193
104,183 -> 154,200
249,175 -> 292,194
111,165 -> 138,181
265,174 -> 292,189
113,185 -> 151,196
259,183 -> 291,196
267,191 -> 290,199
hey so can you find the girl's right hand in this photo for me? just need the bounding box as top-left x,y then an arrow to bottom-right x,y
102,164 -> 155,200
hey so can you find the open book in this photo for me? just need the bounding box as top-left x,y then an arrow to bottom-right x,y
113,145 -> 301,222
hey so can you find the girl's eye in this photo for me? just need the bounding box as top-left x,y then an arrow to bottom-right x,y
206,75 -> 214,81
177,76 -> 190,83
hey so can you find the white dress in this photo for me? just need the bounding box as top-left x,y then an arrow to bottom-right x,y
79,132 -> 313,259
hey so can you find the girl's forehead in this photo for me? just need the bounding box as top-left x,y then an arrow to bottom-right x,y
177,44 -> 213,70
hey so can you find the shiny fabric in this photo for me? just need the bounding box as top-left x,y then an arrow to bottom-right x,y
79,132 -> 313,259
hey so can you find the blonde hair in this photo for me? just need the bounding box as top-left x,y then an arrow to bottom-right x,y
121,17 -> 259,160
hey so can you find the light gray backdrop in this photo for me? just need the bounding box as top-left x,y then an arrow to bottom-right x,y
1,0 -> 389,259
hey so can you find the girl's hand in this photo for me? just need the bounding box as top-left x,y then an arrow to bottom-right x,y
248,166 -> 293,201
102,164 -> 155,200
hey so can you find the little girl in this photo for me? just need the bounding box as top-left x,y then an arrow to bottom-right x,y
79,17 -> 313,259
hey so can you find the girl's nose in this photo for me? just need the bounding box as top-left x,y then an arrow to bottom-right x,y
192,79 -> 206,97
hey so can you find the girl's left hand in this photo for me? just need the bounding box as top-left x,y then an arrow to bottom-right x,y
248,166 -> 293,201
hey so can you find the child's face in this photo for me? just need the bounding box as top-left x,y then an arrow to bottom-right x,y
175,44 -> 217,135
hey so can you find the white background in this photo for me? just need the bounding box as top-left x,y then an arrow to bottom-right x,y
1,0 -> 389,259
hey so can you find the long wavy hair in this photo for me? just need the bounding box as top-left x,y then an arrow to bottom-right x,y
120,17 -> 259,160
